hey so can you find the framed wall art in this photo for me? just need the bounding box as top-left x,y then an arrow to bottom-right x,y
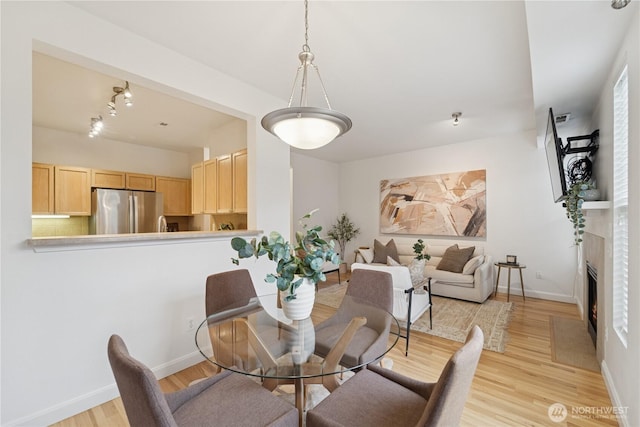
380,169 -> 486,237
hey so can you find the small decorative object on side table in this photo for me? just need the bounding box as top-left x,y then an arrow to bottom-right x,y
506,254 -> 518,265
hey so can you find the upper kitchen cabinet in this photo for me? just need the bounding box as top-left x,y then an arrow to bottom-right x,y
54,165 -> 91,216
232,149 -> 247,213
32,163 -> 55,214
217,154 -> 233,213
203,159 -> 218,214
156,176 -> 191,216
91,169 -> 125,189
191,162 -> 204,214
126,172 -> 156,191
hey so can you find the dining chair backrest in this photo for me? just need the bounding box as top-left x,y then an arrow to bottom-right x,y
205,269 -> 257,316
419,325 -> 484,426
107,335 -> 177,427
344,268 -> 394,312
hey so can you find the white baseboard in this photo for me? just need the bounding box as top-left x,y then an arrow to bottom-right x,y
495,286 -> 576,304
601,360 -> 629,427
5,350 -> 205,427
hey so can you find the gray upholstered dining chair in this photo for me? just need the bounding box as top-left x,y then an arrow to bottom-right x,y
314,268 -> 394,368
306,325 -> 484,427
107,334 -> 297,427
205,268 -> 257,315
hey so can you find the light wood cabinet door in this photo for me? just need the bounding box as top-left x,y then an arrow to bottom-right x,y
203,159 -> 218,214
232,149 -> 247,213
126,173 -> 156,191
157,176 -> 191,216
191,163 -> 204,214
54,166 -> 91,216
92,169 -> 125,189
32,163 -> 55,214
217,154 -> 233,213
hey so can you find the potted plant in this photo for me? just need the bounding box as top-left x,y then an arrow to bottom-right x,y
409,239 -> 431,281
231,210 -> 340,319
565,181 -> 595,245
327,213 -> 360,273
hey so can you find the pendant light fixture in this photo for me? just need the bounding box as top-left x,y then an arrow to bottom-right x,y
261,0 -> 351,150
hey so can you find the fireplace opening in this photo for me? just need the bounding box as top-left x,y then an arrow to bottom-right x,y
586,261 -> 597,346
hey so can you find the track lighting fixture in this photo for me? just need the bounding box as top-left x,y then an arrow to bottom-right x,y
106,81 -> 133,116
89,116 -> 104,138
452,112 -> 462,126
611,0 -> 630,9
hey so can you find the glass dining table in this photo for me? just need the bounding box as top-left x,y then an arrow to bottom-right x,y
195,293 -> 399,425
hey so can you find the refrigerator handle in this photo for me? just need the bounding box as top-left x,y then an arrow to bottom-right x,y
132,194 -> 139,233
129,195 -> 135,233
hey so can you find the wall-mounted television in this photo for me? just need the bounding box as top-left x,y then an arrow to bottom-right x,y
544,108 -> 567,202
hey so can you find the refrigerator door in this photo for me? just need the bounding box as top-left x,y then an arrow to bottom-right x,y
131,191 -> 164,233
90,189 -> 131,234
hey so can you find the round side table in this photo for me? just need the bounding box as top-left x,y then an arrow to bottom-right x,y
494,262 -> 526,302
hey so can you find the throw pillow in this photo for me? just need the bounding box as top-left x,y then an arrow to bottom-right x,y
462,255 -> 484,275
437,244 -> 476,273
358,247 -> 374,264
373,239 -> 400,264
387,256 -> 401,266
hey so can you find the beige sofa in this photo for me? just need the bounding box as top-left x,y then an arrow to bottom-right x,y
353,238 -> 494,303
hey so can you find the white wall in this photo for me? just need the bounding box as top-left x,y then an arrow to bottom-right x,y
338,130 -> 579,301
208,119 -> 247,158
291,152 -> 340,244
591,6 -> 639,426
0,2 -> 291,425
33,126 -> 192,178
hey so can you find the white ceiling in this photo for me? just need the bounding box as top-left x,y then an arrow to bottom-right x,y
33,1 -> 637,163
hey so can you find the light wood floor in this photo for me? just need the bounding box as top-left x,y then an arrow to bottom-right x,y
53,273 -> 615,426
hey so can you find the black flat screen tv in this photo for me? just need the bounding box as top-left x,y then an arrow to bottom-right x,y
544,108 -> 567,202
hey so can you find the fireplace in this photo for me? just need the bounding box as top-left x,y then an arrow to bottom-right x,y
586,261 -> 597,346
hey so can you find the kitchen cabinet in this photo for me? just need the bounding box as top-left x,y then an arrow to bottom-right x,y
126,173 -> 156,191
92,169 -> 125,189
156,176 -> 191,216
32,163 -> 55,214
54,165 -> 91,216
191,162 -> 204,214
217,154 -> 233,213
203,159 -> 218,214
232,149 -> 247,213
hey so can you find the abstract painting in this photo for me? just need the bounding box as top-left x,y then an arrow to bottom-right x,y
380,169 -> 486,237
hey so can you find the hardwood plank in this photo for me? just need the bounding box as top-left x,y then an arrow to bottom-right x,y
51,282 -> 616,426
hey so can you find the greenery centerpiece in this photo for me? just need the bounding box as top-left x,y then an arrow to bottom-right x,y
409,239 -> 431,282
565,181 -> 594,245
231,209 -> 340,307
327,213 -> 360,271
412,238 -> 431,261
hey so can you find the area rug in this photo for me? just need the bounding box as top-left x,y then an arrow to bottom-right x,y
316,282 -> 514,353
550,316 -> 599,372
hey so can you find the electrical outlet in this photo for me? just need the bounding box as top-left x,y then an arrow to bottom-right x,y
536,271 -> 542,279
186,316 -> 195,332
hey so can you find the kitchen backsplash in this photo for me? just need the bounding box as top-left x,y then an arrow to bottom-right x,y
32,217 -> 89,237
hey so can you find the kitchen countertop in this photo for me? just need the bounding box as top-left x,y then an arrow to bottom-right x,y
27,229 -> 261,252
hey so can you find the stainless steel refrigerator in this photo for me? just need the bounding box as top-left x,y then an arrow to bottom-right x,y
90,188 -> 164,234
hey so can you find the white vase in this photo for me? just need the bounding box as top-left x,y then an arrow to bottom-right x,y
280,277 -> 316,320
409,259 -> 426,283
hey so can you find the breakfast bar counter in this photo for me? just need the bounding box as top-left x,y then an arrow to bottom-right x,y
27,229 -> 261,252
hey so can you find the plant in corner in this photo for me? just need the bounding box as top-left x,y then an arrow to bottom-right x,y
231,209 -> 340,302
564,181 -> 594,245
327,213 -> 360,260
